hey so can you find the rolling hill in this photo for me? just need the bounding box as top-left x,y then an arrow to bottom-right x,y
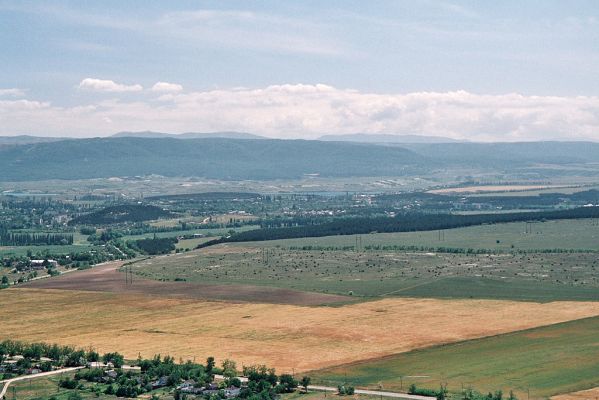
0,137 -> 426,181
319,133 -> 463,143
3,137 -> 599,181
111,131 -> 265,140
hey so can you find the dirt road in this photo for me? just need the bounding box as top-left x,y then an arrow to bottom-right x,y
0,366 -> 84,398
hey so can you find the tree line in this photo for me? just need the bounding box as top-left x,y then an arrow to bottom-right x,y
198,206 -> 599,247
0,230 -> 73,246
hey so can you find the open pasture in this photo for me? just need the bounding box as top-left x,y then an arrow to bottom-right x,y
247,218 -> 599,252
121,224 -> 259,242
4,288 -> 599,373
0,243 -> 93,258
313,316 -> 599,400
134,244 -> 599,301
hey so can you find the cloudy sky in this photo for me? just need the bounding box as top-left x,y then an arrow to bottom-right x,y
1,0 -> 598,141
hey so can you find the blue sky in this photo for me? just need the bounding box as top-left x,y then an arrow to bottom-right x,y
1,0 -> 598,140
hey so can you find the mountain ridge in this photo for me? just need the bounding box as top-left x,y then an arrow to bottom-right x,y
111,131 -> 265,140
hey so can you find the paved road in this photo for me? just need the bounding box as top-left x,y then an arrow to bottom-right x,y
0,366 -> 84,398
307,385 -> 435,400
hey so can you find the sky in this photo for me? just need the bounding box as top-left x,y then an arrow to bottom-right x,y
0,0 -> 598,141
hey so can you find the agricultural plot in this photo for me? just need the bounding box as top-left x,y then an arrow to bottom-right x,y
121,225 -> 258,242
0,244 -> 93,258
133,244 -> 599,301
313,316 -> 599,400
4,288 -> 599,373
248,218 -> 599,252
24,261 -> 348,306
428,184 -> 572,194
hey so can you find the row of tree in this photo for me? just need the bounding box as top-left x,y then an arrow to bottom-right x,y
200,206 -> 599,246
0,231 -> 73,246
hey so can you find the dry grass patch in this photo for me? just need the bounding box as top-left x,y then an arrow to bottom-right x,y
4,288 -> 599,373
552,387 -> 599,400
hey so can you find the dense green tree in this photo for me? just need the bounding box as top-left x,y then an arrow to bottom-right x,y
300,376 -> 311,393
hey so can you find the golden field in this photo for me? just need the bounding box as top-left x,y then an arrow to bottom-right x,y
4,288 -> 599,373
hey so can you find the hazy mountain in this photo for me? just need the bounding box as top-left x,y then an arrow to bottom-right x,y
4,137 -> 599,182
112,131 -> 265,140
0,137 -> 425,181
0,135 -> 69,146
318,133 -> 464,144
399,142 -> 599,166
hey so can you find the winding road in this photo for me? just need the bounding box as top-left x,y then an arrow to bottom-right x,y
0,366 -> 84,398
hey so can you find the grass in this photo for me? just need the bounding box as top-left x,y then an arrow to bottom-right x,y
249,218 -> 599,252
7,373 -> 115,400
121,224 -> 259,242
7,372 -> 175,400
175,236 -> 215,250
0,244 -> 94,258
133,244 -> 599,301
312,316 -> 599,400
5,289 -> 599,374
281,392 -> 380,400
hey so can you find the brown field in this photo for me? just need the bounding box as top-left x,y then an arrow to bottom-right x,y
22,261 -> 348,306
552,387 -> 599,400
4,287 -> 599,373
428,184 -> 571,194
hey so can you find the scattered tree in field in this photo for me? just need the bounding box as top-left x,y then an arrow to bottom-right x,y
300,376 -> 311,393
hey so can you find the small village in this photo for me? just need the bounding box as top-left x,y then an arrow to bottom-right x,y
0,340 -> 321,400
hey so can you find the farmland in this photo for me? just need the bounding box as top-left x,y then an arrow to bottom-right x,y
132,220 -> 599,301
427,184 -> 573,194
313,316 -> 599,399
227,218 -> 599,252
5,287 -> 599,374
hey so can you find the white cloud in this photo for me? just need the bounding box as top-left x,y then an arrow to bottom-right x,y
0,88 -> 26,97
2,84 -> 599,141
78,78 -> 143,93
151,82 -> 183,93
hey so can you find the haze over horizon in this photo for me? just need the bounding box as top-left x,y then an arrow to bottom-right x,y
1,1 -> 598,142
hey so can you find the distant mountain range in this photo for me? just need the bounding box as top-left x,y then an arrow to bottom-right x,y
0,137 -> 425,181
0,135 -> 69,146
2,136 -> 599,181
111,131 -> 265,140
318,133 -> 465,144
0,132 -> 462,145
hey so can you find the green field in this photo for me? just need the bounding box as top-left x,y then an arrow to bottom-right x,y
246,218 -> 599,252
133,242 -> 599,301
312,316 -> 599,399
8,373 -> 119,400
0,244 -> 93,258
121,224 -> 259,242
